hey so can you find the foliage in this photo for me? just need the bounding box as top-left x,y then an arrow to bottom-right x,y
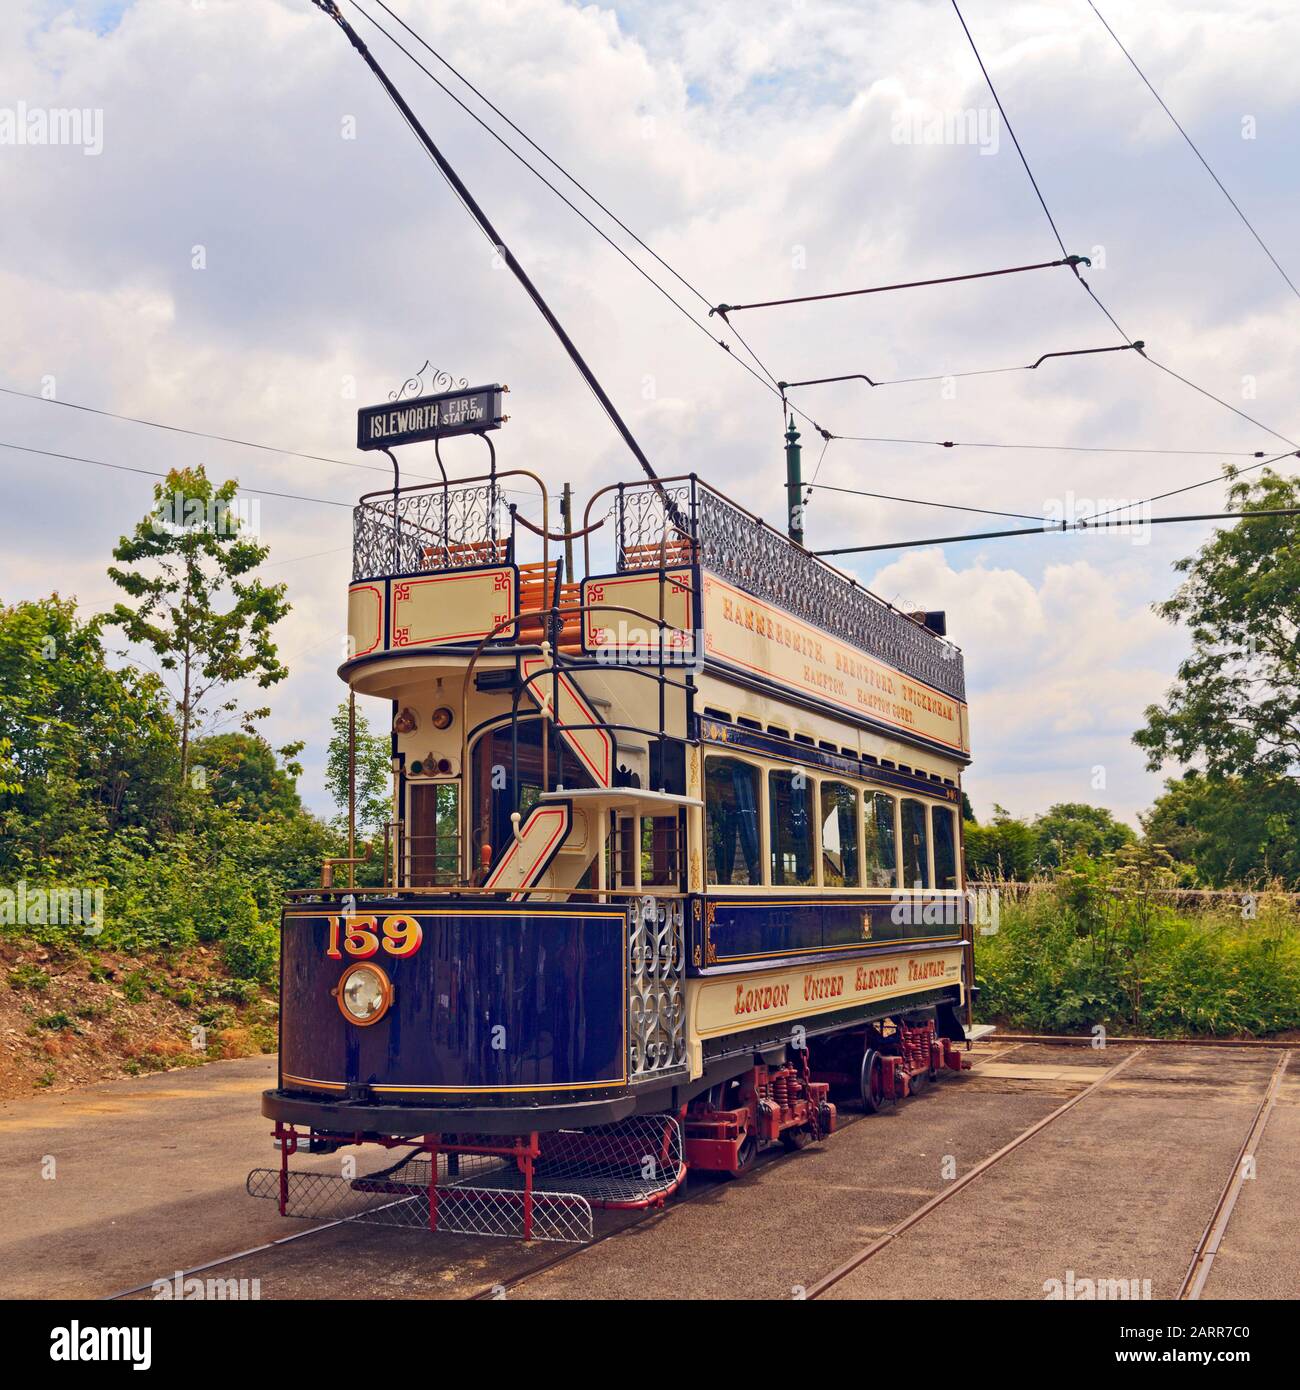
1142,772 -> 1300,889
1135,469 -> 1300,780
1033,802 -> 1136,869
324,699 -> 392,834
975,847 -> 1300,1036
963,804 -> 1038,879
0,595 -> 180,865
104,466 -> 290,779
964,801 -> 1138,880
0,588 -> 344,977
191,732 -> 303,818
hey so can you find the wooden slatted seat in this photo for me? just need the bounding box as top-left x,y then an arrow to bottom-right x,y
621,539 -> 695,570
518,563 -> 587,652
420,538 -> 508,570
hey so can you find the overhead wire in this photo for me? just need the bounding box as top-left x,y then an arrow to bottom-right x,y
712,256 -> 1086,318
815,505 -> 1300,558
781,341 -> 1141,392
950,0 -> 1300,455
826,433 -> 1268,457
0,440 -> 355,508
1084,0 -> 1300,302
805,481 -> 1047,523
345,0 -> 796,413
1089,449 -> 1298,521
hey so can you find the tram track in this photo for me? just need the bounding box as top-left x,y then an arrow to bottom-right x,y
100,1040 -> 1285,1301
464,1039 -> 1104,1300
1178,1050 -> 1294,1300
804,1046 -> 1147,1298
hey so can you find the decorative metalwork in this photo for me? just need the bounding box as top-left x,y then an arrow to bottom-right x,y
627,895 -> 687,1080
692,483 -> 967,702
388,361 -> 470,402
353,482 -> 506,580
616,482 -> 695,568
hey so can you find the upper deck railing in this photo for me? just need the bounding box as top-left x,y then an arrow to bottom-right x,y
352,472 -> 965,703
589,477 -> 966,703
353,478 -> 509,580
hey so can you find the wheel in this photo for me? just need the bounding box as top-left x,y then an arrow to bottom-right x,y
780,1126 -> 811,1152
732,1131 -> 758,1175
860,1049 -> 887,1113
908,1065 -> 929,1097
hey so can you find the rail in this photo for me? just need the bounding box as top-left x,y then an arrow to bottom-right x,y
582,474 -> 966,702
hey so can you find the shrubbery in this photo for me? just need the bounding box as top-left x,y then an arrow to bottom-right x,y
0,594 -> 345,980
974,848 -> 1300,1037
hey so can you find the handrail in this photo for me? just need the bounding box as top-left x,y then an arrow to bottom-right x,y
285,885 -> 689,900
354,466 -> 549,600
459,595 -> 700,884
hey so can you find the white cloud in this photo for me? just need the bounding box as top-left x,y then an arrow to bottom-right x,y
2,0 -> 1296,823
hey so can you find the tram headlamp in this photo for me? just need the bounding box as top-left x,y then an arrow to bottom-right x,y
431,706 -> 454,730
334,962 -> 392,1027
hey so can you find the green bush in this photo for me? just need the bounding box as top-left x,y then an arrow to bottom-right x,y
220,893 -> 279,985
975,849 -> 1300,1037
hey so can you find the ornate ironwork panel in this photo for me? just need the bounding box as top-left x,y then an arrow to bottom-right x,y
353,482 -> 506,581
615,482 -> 695,567
627,895 -> 687,1080
693,484 -> 966,702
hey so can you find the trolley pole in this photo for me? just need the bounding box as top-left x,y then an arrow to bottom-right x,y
785,414 -> 803,546
561,482 -> 575,581
348,691 -> 357,890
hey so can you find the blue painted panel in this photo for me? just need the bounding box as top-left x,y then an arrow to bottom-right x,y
279,902 -> 627,1096
700,895 -> 964,971
708,899 -> 824,963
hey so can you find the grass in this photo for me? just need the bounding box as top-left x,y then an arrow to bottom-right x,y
974,859 -> 1300,1038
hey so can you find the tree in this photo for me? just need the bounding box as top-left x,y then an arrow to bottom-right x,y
1034,802 -> 1136,869
1135,469 -> 1300,779
1141,773 -> 1300,888
105,466 -> 290,782
964,804 -> 1039,880
0,594 -> 180,868
190,732 -> 303,818
324,699 -> 392,836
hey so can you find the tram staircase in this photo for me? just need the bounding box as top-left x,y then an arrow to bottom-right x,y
488,555 -> 687,897
485,559 -> 609,897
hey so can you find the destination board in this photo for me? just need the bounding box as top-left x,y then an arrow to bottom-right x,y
356,384 -> 505,451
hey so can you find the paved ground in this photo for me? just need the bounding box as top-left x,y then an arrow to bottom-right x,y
1,1043 -> 1294,1301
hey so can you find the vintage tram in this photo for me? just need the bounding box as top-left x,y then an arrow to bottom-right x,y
258,448 -> 974,1240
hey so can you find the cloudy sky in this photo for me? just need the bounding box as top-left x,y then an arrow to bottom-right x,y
3,0 -> 1298,825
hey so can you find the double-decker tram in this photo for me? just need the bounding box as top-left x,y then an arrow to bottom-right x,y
256,449 -> 975,1241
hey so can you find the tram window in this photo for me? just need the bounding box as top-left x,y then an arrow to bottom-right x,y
819,782 -> 860,887
865,792 -> 897,888
932,805 -> 960,890
471,718 -> 592,870
769,769 -> 814,887
705,757 -> 761,886
900,798 -> 931,890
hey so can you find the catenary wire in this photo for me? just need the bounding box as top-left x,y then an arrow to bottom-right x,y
951,0 -> 1300,455
1089,449 -> 1298,521
806,481 -> 1048,523
346,0 -> 792,404
815,505 -> 1300,557
1085,0 -> 1300,301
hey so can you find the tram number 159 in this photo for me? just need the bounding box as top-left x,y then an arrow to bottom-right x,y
324,914 -> 422,960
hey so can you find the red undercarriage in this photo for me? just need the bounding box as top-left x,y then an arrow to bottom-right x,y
269,1024 -> 972,1238
683,1022 -> 969,1174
